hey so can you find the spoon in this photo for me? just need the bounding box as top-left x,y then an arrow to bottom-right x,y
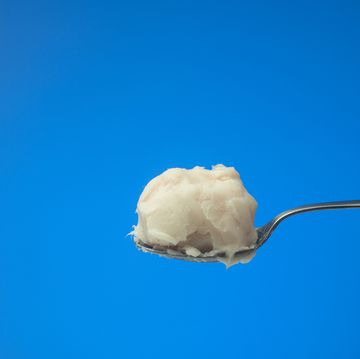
135,200 -> 360,263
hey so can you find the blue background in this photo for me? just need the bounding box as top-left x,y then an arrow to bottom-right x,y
1,0 -> 360,358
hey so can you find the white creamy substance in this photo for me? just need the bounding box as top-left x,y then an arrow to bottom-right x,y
131,165 -> 258,267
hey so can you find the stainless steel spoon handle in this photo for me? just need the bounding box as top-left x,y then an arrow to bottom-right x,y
257,200 -> 360,247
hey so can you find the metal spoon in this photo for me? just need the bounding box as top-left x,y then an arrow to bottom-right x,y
135,200 -> 360,263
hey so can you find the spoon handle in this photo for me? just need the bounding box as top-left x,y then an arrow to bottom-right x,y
257,200 -> 360,247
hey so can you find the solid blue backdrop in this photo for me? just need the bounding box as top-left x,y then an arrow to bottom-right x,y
1,0 -> 360,358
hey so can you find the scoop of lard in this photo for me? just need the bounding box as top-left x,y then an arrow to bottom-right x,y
131,164 -> 258,267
